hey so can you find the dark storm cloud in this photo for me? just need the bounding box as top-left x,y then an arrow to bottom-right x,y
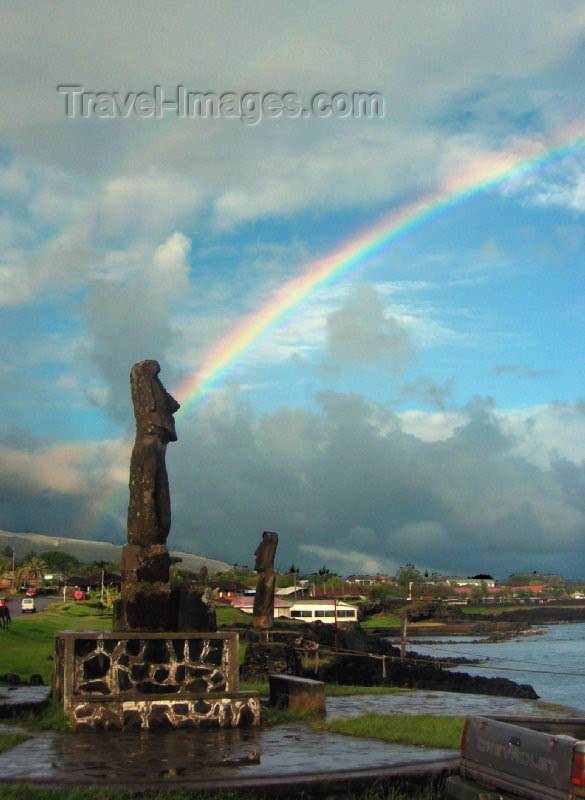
0,386 -> 582,579
396,376 -> 455,409
164,390 -> 585,578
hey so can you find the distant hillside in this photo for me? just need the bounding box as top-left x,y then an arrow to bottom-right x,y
0,530 -> 231,574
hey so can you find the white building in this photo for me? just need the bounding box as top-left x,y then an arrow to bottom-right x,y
289,598 -> 358,624
229,595 -> 293,618
228,595 -> 358,624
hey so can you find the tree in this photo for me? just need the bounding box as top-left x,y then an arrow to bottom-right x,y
429,583 -> 450,601
38,551 -> 80,575
289,564 -> 300,594
470,581 -> 489,603
13,566 -> 27,591
22,555 -> 47,584
20,550 -> 38,566
370,581 -> 397,602
395,564 -> 422,589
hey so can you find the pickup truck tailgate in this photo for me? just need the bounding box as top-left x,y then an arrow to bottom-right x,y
459,715 -> 583,799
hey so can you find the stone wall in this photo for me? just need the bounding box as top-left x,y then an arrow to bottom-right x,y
54,630 -> 260,731
240,641 -> 301,682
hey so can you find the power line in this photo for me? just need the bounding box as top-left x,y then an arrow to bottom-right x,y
296,642 -> 585,680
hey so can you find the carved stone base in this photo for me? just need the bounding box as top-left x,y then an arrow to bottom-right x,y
121,543 -> 170,583
113,585 -> 171,632
71,692 -> 260,732
240,640 -> 301,682
53,630 -> 260,731
269,674 -> 325,713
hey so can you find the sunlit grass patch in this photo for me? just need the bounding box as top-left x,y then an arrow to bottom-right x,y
314,712 -> 465,750
215,605 -> 251,626
0,732 -> 31,753
361,614 -> 402,628
0,603 -> 111,683
0,789 -> 250,800
325,685 -> 409,697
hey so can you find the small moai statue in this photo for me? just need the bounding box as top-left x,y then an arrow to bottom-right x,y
114,360 -> 179,631
252,531 -> 279,629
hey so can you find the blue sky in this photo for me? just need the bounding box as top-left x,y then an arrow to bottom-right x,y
1,1 -> 584,578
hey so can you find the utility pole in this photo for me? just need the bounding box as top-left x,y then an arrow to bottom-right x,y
400,615 -> 408,663
11,548 -> 15,592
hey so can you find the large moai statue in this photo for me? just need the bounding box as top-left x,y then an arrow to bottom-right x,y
252,531 -> 279,629
55,359 -> 260,731
114,360 -> 180,631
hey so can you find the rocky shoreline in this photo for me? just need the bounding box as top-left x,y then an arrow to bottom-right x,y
240,619 -> 540,700
318,652 -> 538,699
239,604 -> 585,700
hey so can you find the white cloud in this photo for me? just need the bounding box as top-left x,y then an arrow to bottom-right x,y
1,3 -> 584,240
145,232 -> 191,297
0,439 -> 128,496
299,544 -> 399,576
324,285 -> 414,369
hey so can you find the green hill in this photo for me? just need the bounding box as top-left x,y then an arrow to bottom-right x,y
0,530 -> 231,574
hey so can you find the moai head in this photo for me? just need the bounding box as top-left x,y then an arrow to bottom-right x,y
130,360 -> 180,442
254,531 -> 279,572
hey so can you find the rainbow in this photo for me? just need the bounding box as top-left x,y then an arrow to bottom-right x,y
174,122 -> 585,414
87,121 -> 585,538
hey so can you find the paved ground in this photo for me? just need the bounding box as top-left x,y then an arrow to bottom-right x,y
0,723 -> 456,788
0,689 -> 572,791
3,595 -> 62,618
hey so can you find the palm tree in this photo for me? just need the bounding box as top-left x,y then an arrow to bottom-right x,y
0,555 -> 10,593
289,564 -> 300,596
13,566 -> 27,591
22,556 -> 48,586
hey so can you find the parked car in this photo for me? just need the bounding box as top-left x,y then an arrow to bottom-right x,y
73,589 -> 88,601
21,596 -> 36,613
26,587 -> 37,597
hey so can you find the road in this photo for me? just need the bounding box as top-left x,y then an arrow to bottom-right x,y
4,595 -> 65,618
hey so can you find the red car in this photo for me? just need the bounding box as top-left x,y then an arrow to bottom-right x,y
26,588 -> 38,597
73,589 -> 87,601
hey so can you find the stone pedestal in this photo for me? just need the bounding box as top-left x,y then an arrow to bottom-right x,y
113,544 -> 171,632
168,584 -> 216,632
53,630 -> 260,731
269,674 -> 326,713
240,640 -> 301,682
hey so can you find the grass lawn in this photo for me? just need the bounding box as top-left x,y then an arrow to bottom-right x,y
215,605 -> 251,626
0,602 -> 112,683
0,786 -> 447,800
361,615 -> 448,629
0,790 -> 247,800
463,603 -> 585,617
0,732 -> 31,753
361,614 -> 402,628
460,605 -> 525,616
315,712 -> 465,750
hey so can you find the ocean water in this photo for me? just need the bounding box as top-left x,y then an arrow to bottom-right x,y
406,623 -> 585,712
